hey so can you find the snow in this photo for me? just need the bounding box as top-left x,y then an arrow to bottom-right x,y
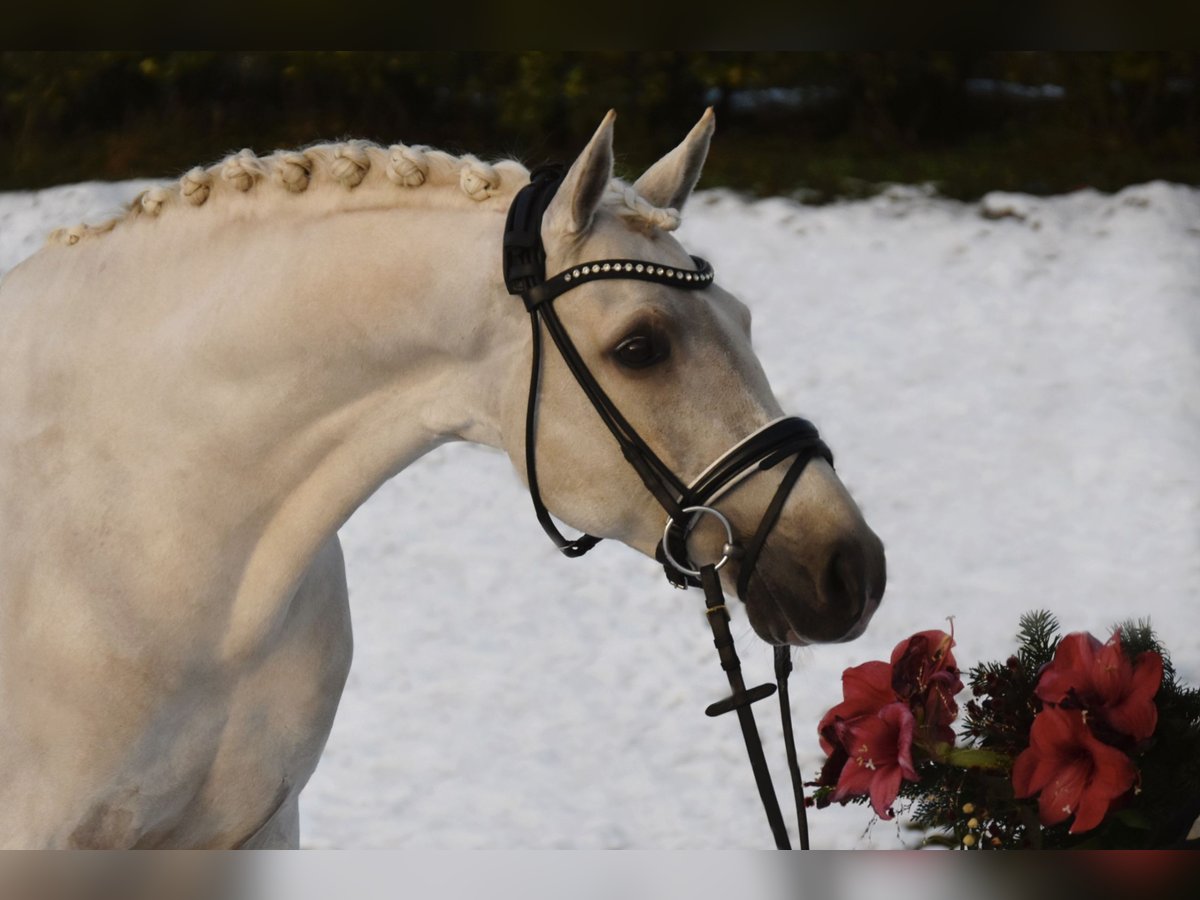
2,179 -> 1197,849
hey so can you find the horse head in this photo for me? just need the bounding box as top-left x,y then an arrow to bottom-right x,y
499,110 -> 886,646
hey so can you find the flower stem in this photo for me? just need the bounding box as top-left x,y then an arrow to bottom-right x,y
934,745 -> 1011,771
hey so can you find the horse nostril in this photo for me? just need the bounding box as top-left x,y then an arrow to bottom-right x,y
821,541 -> 867,626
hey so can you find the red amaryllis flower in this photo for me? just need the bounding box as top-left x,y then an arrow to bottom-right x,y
1036,631 -> 1163,743
831,702 -> 920,819
818,660 -> 897,755
1012,706 -> 1137,834
891,629 -> 963,745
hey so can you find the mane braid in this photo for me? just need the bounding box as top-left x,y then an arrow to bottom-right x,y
607,182 -> 682,232
47,141 -> 679,245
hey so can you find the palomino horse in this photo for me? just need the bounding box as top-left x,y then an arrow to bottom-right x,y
0,110 -> 885,848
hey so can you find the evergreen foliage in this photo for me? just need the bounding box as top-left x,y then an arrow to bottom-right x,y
2,52 -> 1198,197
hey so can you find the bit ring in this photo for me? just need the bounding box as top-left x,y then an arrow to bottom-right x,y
661,505 -> 738,578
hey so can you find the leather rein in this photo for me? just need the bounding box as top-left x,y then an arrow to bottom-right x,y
503,165 -> 833,849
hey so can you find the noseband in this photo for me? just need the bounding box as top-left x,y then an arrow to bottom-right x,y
503,165 -> 834,849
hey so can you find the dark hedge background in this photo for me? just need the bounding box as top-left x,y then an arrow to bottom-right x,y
2,51 -> 1197,200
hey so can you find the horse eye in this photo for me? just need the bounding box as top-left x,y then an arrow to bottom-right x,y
614,333 -> 667,369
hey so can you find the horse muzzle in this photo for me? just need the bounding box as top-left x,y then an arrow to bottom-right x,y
741,523 -> 887,646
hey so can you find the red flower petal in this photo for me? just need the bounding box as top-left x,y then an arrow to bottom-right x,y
890,630 -> 959,704
1013,744 -> 1065,799
844,660 -> 897,713
889,629 -> 957,671
869,766 -> 904,820
818,660 -> 896,754
878,702 -> 919,781
832,753 -> 876,802
829,703 -> 918,818
1092,633 -> 1132,704
1068,730 -> 1137,833
1105,696 -> 1158,744
923,670 -> 964,732
1036,632 -> 1101,703
1014,707 -> 1079,798
1070,790 -> 1111,834
1032,701 -> 1080,746
1130,651 -> 1164,700
1012,746 -> 1039,798
1104,651 -> 1163,742
1037,757 -> 1088,827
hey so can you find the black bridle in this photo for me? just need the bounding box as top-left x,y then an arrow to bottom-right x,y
503,164 -> 834,849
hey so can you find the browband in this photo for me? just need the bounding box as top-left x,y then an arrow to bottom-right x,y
522,256 -> 714,310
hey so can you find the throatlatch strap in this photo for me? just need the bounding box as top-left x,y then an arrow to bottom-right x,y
524,314 -> 601,557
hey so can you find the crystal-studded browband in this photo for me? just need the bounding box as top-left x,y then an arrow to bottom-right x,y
519,255 -> 714,311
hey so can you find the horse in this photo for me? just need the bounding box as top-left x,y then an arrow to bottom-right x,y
0,109 -> 885,848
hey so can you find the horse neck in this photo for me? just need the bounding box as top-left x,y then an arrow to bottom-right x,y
40,199 -> 522,655
217,203 -> 521,610
185,201 -> 521,484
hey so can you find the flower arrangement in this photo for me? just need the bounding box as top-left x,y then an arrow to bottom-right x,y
811,612 -> 1200,848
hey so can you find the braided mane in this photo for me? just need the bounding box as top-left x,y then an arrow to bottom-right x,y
48,140 -> 680,245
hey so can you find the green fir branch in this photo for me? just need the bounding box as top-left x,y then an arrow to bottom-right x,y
1016,609 -> 1060,671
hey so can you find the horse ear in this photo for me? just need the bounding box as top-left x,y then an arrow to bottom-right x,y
544,110 -> 616,236
633,108 -> 715,213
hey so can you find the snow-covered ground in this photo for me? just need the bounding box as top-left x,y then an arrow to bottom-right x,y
2,178 -> 1197,849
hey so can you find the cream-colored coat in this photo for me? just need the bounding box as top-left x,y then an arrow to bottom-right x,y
0,112 -> 884,847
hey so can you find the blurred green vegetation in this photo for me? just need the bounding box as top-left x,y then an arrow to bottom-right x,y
2,52 -> 1197,200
